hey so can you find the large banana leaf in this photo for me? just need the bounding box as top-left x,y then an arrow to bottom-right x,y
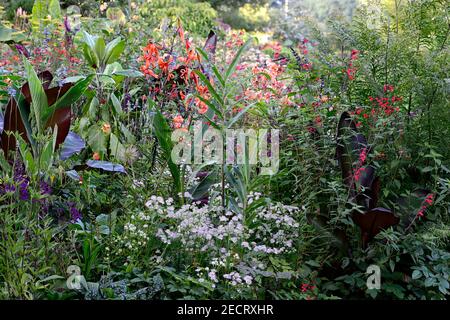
352,207 -> 400,247
1,71 -> 91,158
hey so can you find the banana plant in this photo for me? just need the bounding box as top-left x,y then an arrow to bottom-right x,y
336,112 -> 435,247
0,59 -> 93,166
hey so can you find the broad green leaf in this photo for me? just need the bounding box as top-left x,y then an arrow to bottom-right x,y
105,38 -> 125,65
120,122 -> 136,144
152,107 -> 181,193
81,31 -> 99,68
82,44 -> 98,68
48,0 -> 62,19
113,69 -> 143,78
412,270 -> 422,280
81,30 -> 97,51
63,76 -> 85,83
87,124 -> 107,153
31,0 -> 48,31
109,132 -> 126,160
87,96 -> 99,120
0,24 -> 26,43
110,93 -> 122,115
45,75 -> 94,123
24,58 -> 48,133
40,125 -> 58,171
103,62 -> 123,75
95,37 -> 106,64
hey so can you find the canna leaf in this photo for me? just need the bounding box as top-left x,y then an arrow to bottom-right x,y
105,38 -> 125,65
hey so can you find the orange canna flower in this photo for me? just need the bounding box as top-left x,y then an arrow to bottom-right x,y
93,152 -> 101,160
158,55 -> 173,74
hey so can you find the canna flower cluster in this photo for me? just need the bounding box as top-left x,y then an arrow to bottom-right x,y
138,23 -> 212,124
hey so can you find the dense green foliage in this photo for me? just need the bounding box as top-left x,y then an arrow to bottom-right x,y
0,0 -> 448,300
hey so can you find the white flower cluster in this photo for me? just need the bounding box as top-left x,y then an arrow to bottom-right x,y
248,193 -> 300,255
151,192 -> 300,254
147,192 -> 301,288
155,200 -> 244,249
223,271 -> 253,286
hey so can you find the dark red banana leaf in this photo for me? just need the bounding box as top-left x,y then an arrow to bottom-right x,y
336,112 -> 372,190
336,112 -> 400,247
1,72 -> 73,157
352,207 -> 400,248
336,112 -> 378,209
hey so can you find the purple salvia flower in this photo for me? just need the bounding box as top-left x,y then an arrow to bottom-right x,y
19,184 -> 30,201
39,181 -> 52,195
4,184 -> 16,193
64,16 -> 72,33
68,201 -> 82,222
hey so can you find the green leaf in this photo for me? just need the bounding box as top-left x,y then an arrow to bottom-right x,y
87,124 -> 107,153
31,0 -> 48,31
120,122 -> 136,144
103,62 -> 123,76
87,96 -> 99,120
45,75 -> 94,123
82,44 -> 98,68
48,0 -> 62,19
195,70 -> 224,108
113,69 -> 143,78
63,76 -> 85,83
81,31 -> 100,68
24,58 -> 48,133
152,107 -> 181,194
17,135 -> 35,174
424,277 -> 435,287
189,168 -> 218,199
14,91 -> 35,147
0,24 -> 26,43
40,125 -> 58,171
81,30 -> 97,51
412,270 -> 422,280
110,93 -> 122,115
105,38 -> 125,65
0,150 -> 11,171
196,47 -> 224,87
94,37 -> 106,64
109,132 -> 125,160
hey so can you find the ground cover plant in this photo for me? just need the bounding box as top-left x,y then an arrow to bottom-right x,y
0,0 -> 449,300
